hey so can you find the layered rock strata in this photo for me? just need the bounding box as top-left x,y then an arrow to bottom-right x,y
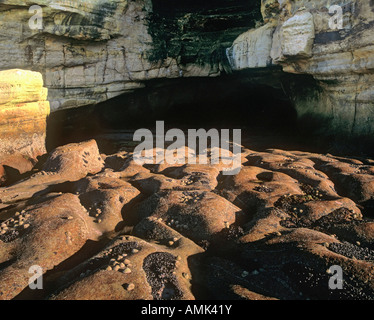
0,0 -> 259,111
1,0 -> 373,139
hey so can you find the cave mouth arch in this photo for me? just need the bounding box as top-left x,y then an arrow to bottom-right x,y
46,69 -> 317,155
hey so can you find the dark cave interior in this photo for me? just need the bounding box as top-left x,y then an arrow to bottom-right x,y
146,0 -> 262,65
46,69 -> 314,155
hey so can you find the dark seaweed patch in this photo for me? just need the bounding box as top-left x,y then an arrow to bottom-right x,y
143,252 -> 183,300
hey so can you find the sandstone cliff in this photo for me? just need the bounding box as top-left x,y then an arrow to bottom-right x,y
0,0 -> 259,111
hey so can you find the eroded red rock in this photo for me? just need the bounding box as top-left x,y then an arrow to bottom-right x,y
0,194 -> 91,300
129,190 -> 244,243
0,142 -> 374,300
0,165 -> 6,186
50,233 -> 202,300
43,139 -> 104,179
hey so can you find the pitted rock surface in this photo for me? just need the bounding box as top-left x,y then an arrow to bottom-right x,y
0,141 -> 374,300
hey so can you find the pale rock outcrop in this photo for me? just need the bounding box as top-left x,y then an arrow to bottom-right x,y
227,0 -> 374,138
279,10 -> 315,59
228,9 -> 315,67
227,24 -> 274,70
0,69 -> 50,165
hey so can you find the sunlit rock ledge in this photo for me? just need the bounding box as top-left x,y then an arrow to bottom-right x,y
0,69 -> 50,169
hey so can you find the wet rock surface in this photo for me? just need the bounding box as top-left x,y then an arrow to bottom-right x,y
1,140 -> 374,300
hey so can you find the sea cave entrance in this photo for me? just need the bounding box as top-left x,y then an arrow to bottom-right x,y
46,69 -> 315,155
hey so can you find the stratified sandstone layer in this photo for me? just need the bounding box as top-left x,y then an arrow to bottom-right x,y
0,69 -> 50,169
1,140 -> 374,300
0,0 -> 259,111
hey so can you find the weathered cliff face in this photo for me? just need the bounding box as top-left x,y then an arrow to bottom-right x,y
1,0 -> 373,143
1,0 -> 153,111
0,70 -> 50,167
227,0 -> 374,138
0,0 -> 261,111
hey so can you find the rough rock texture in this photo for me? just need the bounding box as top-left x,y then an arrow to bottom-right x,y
279,10 -> 315,58
1,140 -> 374,299
0,140 -> 104,206
0,69 -> 50,169
50,232 -> 202,300
227,0 -> 374,138
0,194 -> 91,300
